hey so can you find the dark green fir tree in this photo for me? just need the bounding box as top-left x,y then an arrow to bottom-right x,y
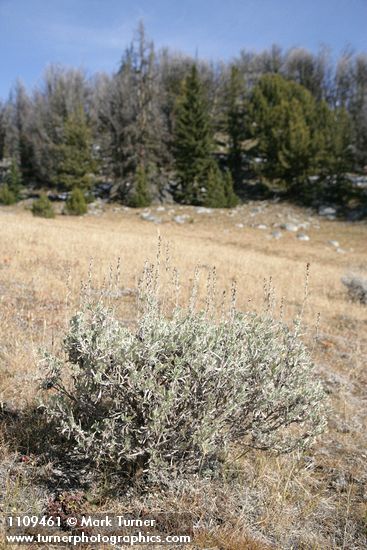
31,193 -> 55,218
128,164 -> 152,207
223,169 -> 239,207
4,158 -> 22,199
203,163 -> 238,208
226,66 -> 246,188
203,163 -> 227,207
173,65 -> 213,204
65,187 -> 88,215
54,106 -> 97,190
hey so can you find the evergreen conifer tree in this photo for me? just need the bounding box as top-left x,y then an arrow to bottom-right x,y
128,164 -> 152,207
173,65 -> 213,204
277,98 -> 314,183
223,169 -> 239,207
202,163 -> 238,208
226,66 -> 246,188
317,104 -> 353,178
4,158 -> 22,199
249,74 -> 321,187
0,184 -> 16,205
31,193 -> 55,218
203,163 -> 227,207
65,187 -> 88,215
54,106 -> 96,190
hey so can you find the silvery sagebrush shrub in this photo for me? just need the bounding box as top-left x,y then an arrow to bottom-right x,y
40,263 -> 326,484
341,274 -> 367,305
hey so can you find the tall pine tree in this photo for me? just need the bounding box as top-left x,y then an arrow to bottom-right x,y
54,106 -> 97,190
226,66 -> 246,189
173,65 -> 213,204
249,74 -> 322,187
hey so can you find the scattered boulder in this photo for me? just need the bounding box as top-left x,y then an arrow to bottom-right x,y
347,174 -> 367,188
109,180 -> 128,202
318,206 -> 337,220
173,215 -> 189,225
156,180 -> 176,204
196,207 -> 213,214
297,233 -> 310,241
140,211 -> 161,223
281,222 -> 299,232
88,198 -> 106,213
87,208 -> 102,217
271,230 -> 282,239
48,192 -> 69,201
92,182 -> 112,198
235,223 -> 244,228
341,275 -> 367,304
256,224 -> 268,230
328,240 -> 339,248
250,207 -> 262,215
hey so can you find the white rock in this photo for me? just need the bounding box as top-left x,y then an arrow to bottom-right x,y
319,206 -> 337,216
281,223 -> 299,232
328,240 -> 339,248
256,224 -> 268,230
173,215 -> 189,224
271,230 -> 282,239
235,223 -> 244,228
297,233 -> 310,241
140,212 -> 161,223
197,207 -> 213,214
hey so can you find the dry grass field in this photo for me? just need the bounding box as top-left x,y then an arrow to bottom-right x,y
0,199 -> 366,549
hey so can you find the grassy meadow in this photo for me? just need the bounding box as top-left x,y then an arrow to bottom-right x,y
0,200 -> 366,549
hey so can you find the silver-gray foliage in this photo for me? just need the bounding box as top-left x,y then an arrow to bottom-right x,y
41,298 -> 326,482
342,274 -> 367,305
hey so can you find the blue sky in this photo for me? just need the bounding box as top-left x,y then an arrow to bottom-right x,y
0,0 -> 366,99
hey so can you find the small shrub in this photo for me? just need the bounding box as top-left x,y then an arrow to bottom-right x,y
4,158 -> 22,199
204,164 -> 227,208
0,184 -> 17,205
65,188 -> 88,215
127,165 -> 151,208
41,269 -> 326,485
31,194 -> 55,218
342,275 -> 367,305
203,164 -> 239,208
223,170 -> 239,208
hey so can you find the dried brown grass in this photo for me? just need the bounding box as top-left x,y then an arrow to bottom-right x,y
0,202 -> 366,549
